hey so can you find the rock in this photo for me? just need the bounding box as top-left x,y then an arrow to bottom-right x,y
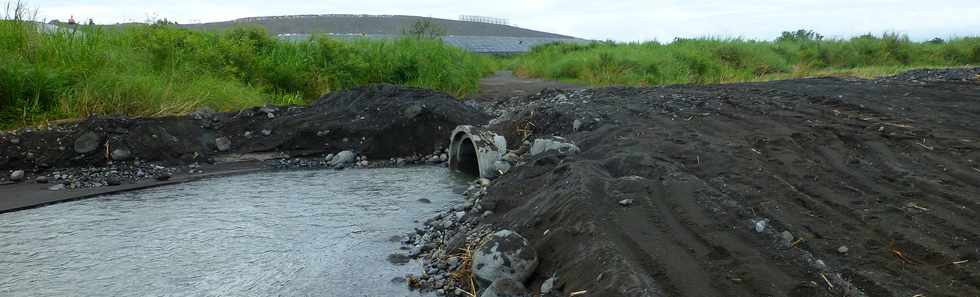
529,137 -> 580,156
473,230 -> 538,283
106,177 -> 122,186
418,198 -> 432,203
261,129 -> 272,136
48,184 -> 65,191
35,176 -> 49,184
439,153 -> 448,162
74,132 -> 101,154
324,153 -> 335,162
781,231 -> 795,243
215,137 -> 231,152
753,219 -> 768,233
155,173 -> 172,181
111,148 -> 132,161
479,178 -> 491,187
618,199 -> 634,206
328,150 -> 356,167
838,246 -> 849,254
480,278 -> 529,297
494,161 -> 511,175
10,170 -> 25,182
572,119 -> 582,131
540,275 -> 558,295
387,253 -> 411,265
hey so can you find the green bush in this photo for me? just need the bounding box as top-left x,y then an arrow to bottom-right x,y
0,20 -> 496,128
513,33 -> 979,86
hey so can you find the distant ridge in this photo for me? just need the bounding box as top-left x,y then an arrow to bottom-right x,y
180,14 -> 578,39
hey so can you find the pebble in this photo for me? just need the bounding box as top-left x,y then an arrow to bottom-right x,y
753,219 -> 768,233
47,184 -> 65,191
781,231 -> 794,243
35,176 -> 49,183
838,246 -> 849,254
618,199 -> 634,206
261,129 -> 272,136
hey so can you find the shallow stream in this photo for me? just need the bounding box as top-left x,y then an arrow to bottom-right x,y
0,167 -> 467,296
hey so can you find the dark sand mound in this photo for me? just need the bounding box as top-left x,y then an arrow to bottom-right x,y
0,84 -> 490,171
479,69 -> 979,296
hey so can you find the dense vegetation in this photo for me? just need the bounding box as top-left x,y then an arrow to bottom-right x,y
512,32 -> 980,86
0,19 -> 495,128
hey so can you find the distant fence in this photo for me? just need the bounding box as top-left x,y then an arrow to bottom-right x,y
458,15 -> 509,26
279,33 -> 590,54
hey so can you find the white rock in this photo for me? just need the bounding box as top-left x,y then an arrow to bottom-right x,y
10,170 -> 25,181
529,137 -> 580,156
473,230 -> 538,283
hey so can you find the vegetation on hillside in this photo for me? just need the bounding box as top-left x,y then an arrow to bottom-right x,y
512,32 -> 980,86
0,13 -> 495,128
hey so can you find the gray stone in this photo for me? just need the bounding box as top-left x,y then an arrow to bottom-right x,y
618,199 -> 634,206
74,132 -> 101,154
48,184 -> 65,191
111,148 -> 132,161
35,176 -> 49,184
328,150 -> 356,167
572,119 -> 582,131
838,246 -> 849,254
261,129 -> 272,136
215,137 -> 231,152
480,278 -> 529,297
10,170 -> 25,181
781,231 -> 795,243
529,137 -> 580,156
439,153 -> 448,162
540,275 -> 557,295
473,230 -> 538,283
324,153 -> 335,162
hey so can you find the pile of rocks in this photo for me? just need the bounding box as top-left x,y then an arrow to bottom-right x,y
271,148 -> 452,170
11,161 -> 179,190
392,176 -> 551,297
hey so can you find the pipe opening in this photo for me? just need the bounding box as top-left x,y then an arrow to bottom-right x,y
456,138 -> 480,177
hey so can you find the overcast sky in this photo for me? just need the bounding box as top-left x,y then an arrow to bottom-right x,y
21,0 -> 980,41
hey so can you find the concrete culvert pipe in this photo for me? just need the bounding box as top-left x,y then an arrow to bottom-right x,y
448,125 -> 507,179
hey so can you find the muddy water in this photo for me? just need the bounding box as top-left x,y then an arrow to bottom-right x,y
0,167 -> 467,297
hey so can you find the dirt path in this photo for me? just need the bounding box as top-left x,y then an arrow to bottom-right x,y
465,70 -> 580,102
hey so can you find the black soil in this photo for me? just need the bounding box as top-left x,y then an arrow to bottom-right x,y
479,69 -> 980,297
0,84 -> 490,171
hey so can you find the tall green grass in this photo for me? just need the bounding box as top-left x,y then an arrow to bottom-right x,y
513,34 -> 980,86
0,19 -> 496,129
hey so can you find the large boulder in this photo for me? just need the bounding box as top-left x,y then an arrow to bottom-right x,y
480,278 -> 530,297
529,137 -> 579,156
473,230 -> 538,284
328,150 -> 356,167
74,131 -> 101,154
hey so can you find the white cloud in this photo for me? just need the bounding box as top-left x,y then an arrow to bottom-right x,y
21,0 -> 980,41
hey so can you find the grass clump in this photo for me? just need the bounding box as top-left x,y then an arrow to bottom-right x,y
513,33 -> 980,86
0,14 -> 495,129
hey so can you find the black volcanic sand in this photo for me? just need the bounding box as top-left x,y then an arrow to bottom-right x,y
479,69 -> 979,297
0,84 -> 490,171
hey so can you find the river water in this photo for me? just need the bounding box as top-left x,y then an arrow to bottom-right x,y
0,167 -> 467,297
